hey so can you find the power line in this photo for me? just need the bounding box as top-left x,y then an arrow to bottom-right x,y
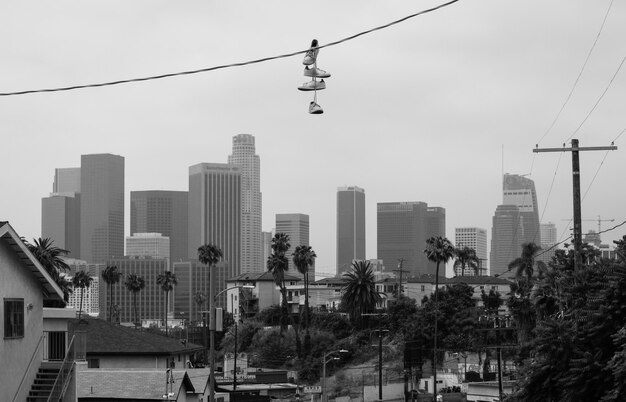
535,0 -> 615,146
0,0 -> 461,97
566,52 -> 626,142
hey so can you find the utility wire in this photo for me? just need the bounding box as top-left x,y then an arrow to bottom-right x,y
536,0 -> 615,146
0,0 -> 460,97
566,52 -> 626,142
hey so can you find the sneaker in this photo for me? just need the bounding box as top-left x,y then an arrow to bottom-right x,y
304,66 -> 331,78
303,39 -> 319,65
309,101 -> 324,114
297,79 -> 326,91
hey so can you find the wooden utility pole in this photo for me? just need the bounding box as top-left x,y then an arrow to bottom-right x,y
533,139 -> 617,270
393,259 -> 409,298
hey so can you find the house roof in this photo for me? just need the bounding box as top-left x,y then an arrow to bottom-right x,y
227,271 -> 301,283
312,277 -> 344,286
406,274 -> 446,284
0,221 -> 64,300
69,317 -> 204,356
186,368 -> 211,394
445,276 -> 512,286
77,369 -> 194,399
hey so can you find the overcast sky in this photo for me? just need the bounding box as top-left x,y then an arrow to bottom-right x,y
2,0 -> 625,278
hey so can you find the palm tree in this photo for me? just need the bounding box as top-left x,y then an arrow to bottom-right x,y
454,246 -> 480,276
156,271 -> 178,335
508,242 -> 544,344
194,291 -> 207,322
424,236 -> 455,402
508,242 -> 544,281
267,233 -> 291,333
25,237 -> 72,304
71,270 -> 93,319
101,265 -> 122,322
340,260 -> 381,327
124,273 -> 146,326
292,245 -> 316,355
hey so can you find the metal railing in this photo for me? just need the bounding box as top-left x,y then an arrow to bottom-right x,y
12,334 -> 45,402
43,331 -> 67,361
46,331 -> 86,402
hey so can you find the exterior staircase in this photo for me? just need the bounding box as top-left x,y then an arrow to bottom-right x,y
26,363 -> 61,402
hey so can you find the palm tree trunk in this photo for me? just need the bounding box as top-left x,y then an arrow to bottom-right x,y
108,285 -> 113,322
134,292 -> 138,325
433,262 -> 440,402
79,288 -> 84,320
165,291 -> 169,336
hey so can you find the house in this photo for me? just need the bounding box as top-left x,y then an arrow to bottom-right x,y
0,221 -> 72,402
224,272 -> 301,318
69,316 -> 205,369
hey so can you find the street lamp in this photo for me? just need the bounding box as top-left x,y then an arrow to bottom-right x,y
322,349 -> 348,402
208,284 -> 254,402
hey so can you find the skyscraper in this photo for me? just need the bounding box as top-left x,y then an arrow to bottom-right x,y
126,233 -> 171,261
454,227 -> 488,275
490,204 -> 523,276
228,134 -> 262,273
80,154 -> 125,264
276,213 -> 311,279
539,222 -> 558,264
130,190 -> 188,265
173,260 -> 228,322
42,167 -> 82,258
188,163 -> 241,278
503,174 -> 541,246
336,186 -> 366,275
377,202 -> 446,278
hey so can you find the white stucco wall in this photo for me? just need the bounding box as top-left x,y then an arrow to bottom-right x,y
0,240 -> 45,402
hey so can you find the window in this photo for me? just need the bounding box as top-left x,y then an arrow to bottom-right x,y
421,285 -> 425,292
4,298 -> 24,339
87,359 -> 100,368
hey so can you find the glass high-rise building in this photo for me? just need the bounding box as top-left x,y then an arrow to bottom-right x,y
188,163 -> 241,278
539,222 -> 558,264
503,174 -> 541,246
228,134 -> 262,273
377,202 -> 446,278
173,260 -> 228,322
126,233 -> 171,261
130,190 -> 188,265
276,213 -> 311,279
42,167 -> 82,258
80,154 -> 125,264
336,186 -> 366,275
490,204 -> 523,276
454,227 -> 488,276
103,257 -> 169,323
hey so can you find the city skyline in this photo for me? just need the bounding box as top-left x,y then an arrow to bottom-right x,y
3,0 -> 625,278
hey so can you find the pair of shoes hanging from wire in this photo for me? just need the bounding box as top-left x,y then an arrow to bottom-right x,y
298,39 -> 330,114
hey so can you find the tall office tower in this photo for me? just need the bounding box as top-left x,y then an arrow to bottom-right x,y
130,190 -> 188,265
503,174 -> 541,246
228,134 -> 262,273
261,231 -> 273,268
172,261 -> 228,322
377,202 -> 446,278
42,193 -> 81,258
490,205 -> 523,276
102,257 -> 169,323
539,222 -> 558,264
42,167 -> 82,258
336,186 -> 366,275
53,167 -> 81,194
126,233 -> 171,261
454,227 -> 488,276
80,154 -> 125,264
188,163 -> 241,278
276,213 -> 312,279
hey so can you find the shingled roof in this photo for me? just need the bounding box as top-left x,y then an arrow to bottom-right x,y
69,317 -> 204,356
227,271 -> 301,282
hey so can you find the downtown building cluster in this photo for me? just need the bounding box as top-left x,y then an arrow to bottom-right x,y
40,134 -> 566,325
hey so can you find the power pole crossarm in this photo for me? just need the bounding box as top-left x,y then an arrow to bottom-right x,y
533,139 -> 617,270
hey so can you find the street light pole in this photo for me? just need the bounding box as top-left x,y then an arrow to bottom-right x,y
322,350 -> 348,402
209,284 -> 253,402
